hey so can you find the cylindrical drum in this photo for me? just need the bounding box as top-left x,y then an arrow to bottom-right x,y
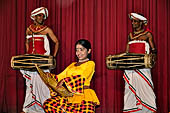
11,54 -> 56,71
106,53 -> 155,70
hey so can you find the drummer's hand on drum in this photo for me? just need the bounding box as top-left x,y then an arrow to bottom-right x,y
152,54 -> 157,62
151,48 -> 157,62
150,53 -> 157,67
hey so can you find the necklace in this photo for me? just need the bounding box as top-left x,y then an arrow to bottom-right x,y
75,59 -> 89,66
29,24 -> 47,34
79,58 -> 89,62
134,29 -> 144,35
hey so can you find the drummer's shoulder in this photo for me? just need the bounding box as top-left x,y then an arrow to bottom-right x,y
127,32 -> 133,41
145,30 -> 153,38
44,26 -> 53,32
26,27 -> 32,35
128,32 -> 133,37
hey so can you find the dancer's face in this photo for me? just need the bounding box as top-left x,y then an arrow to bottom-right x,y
76,44 -> 91,61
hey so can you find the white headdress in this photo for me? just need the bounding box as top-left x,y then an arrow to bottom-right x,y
30,7 -> 48,20
129,13 -> 148,25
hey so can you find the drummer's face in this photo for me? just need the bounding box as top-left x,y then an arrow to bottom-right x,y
76,44 -> 90,61
34,13 -> 45,25
132,19 -> 142,29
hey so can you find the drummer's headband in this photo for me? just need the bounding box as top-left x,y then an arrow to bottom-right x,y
30,7 -> 48,20
129,13 -> 148,25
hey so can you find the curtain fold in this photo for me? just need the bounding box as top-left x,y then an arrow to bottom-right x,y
0,0 -> 169,112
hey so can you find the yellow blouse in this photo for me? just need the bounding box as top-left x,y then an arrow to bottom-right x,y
55,61 -> 100,105
58,61 -> 94,86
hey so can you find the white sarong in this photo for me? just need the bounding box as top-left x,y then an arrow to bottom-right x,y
123,69 -> 157,113
20,35 -> 51,113
20,70 -> 50,113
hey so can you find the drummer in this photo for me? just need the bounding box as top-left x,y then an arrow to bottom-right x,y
20,7 -> 59,113
26,7 -> 58,56
123,13 -> 157,113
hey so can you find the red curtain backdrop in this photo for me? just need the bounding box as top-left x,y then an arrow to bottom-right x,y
0,0 -> 169,113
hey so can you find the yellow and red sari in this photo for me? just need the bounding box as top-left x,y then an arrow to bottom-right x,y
43,61 -> 100,113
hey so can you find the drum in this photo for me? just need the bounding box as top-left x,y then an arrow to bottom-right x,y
11,54 -> 56,71
106,53 -> 155,69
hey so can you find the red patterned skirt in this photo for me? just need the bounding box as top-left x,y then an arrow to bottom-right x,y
43,96 -> 96,113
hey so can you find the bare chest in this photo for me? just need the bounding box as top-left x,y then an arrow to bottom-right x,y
131,35 -> 148,41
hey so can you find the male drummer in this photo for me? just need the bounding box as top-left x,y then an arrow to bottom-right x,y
123,13 -> 157,113
20,7 -> 59,113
